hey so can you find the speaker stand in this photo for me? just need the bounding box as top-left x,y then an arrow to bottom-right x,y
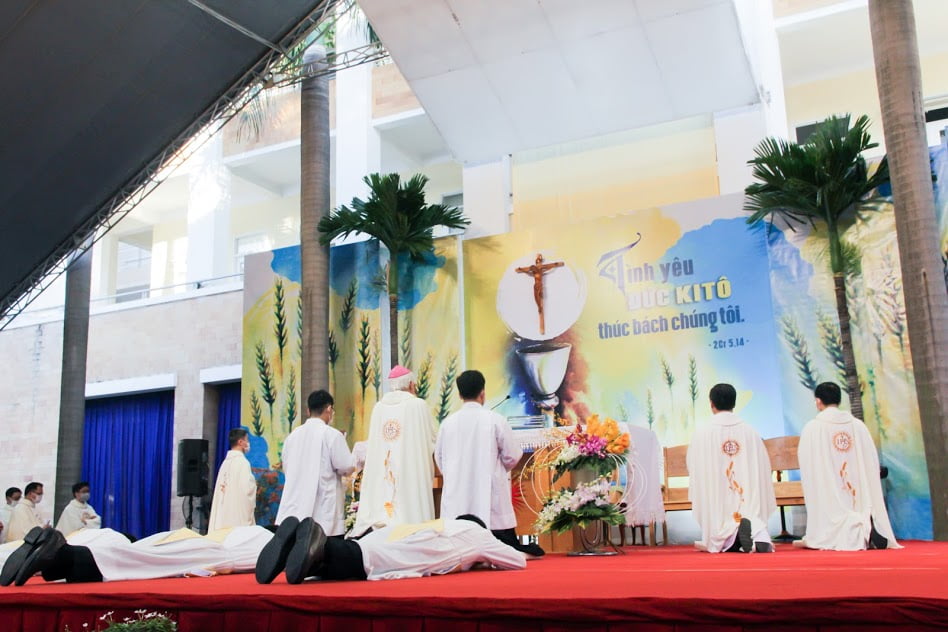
185,495 -> 195,530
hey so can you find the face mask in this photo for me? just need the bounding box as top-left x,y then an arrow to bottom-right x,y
77,492 -> 91,503
8,500 -> 18,507
34,494 -> 43,504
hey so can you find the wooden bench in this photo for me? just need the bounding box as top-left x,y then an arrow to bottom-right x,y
658,444 -> 691,544
764,435 -> 805,540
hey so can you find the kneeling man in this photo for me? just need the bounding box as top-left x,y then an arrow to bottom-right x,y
687,383 -> 776,553
796,382 -> 900,551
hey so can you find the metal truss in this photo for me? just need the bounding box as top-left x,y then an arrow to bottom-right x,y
0,0 -> 389,330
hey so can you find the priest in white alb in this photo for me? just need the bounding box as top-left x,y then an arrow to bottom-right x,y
55,482 -> 101,534
435,370 -> 543,555
208,428 -> 256,531
275,390 -> 355,536
795,382 -> 900,551
687,383 -> 776,553
351,366 -> 438,535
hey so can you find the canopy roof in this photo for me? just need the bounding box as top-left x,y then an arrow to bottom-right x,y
0,0 -> 328,319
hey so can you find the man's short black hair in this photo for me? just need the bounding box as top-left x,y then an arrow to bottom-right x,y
307,390 -> 334,414
5,487 -> 21,500
229,427 -> 249,448
24,482 -> 43,496
709,383 -> 737,411
815,382 -> 842,406
72,481 -> 90,495
456,514 -> 487,528
456,370 -> 486,400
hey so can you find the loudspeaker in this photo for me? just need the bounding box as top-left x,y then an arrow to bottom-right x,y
176,438 -> 209,497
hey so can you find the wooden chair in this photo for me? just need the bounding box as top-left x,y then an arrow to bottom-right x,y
764,436 -> 805,540
659,444 -> 691,544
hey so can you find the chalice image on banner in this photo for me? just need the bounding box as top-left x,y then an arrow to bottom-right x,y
497,251 -> 586,411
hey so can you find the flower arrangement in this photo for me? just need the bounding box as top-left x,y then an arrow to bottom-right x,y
67,610 -> 176,632
549,414 -> 630,481
534,478 -> 625,534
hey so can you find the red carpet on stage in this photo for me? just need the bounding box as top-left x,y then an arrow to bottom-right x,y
1,542 -> 947,631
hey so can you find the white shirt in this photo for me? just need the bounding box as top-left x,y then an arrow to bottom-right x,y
7,498 -> 44,542
687,411 -> 776,552
56,498 -> 102,534
208,450 -> 257,531
353,391 -> 438,534
358,519 -> 527,580
436,401 -> 522,529
798,406 -> 900,550
276,417 -> 355,535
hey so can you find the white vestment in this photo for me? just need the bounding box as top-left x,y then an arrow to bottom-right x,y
798,407 -> 900,550
7,499 -> 44,542
55,499 -> 102,534
620,424 -> 666,526
358,519 -> 527,581
0,504 -> 13,544
276,417 -> 355,535
687,412 -> 776,552
435,402 -> 523,529
208,450 -> 256,531
353,391 -> 438,534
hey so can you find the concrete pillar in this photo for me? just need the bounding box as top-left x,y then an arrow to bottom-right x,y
186,135 -> 232,284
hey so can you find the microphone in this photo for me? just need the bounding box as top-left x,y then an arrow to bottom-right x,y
490,395 -> 511,410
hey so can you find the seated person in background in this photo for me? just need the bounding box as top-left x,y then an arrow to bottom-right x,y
0,487 -> 22,544
256,514 -> 526,584
0,524 -> 272,586
435,369 -> 543,557
55,482 -> 101,534
7,482 -> 46,542
795,382 -> 900,551
687,384 -> 776,553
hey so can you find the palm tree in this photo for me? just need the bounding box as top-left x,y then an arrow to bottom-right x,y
868,0 -> 948,540
318,173 -> 469,367
744,115 -> 890,420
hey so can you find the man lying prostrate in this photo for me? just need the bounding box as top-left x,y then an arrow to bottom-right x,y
0,525 -> 272,586
256,514 -> 526,584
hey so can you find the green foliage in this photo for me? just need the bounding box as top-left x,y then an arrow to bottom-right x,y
296,295 -> 303,358
659,354 -> 675,409
255,341 -> 277,425
646,389 -> 654,430
436,352 -> 459,423
781,315 -> 820,391
328,328 -> 339,367
372,331 -> 382,400
416,352 -> 433,401
273,278 -> 288,367
249,390 -> 264,436
744,114 -> 890,274
357,316 -> 372,399
339,278 -> 358,332
817,310 -> 846,384
285,365 -> 298,432
67,610 -> 177,631
687,354 -> 698,417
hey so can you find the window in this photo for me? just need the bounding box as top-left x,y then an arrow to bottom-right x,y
115,230 -> 152,301
234,233 -> 271,274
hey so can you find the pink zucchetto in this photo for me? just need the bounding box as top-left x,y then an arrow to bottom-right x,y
388,365 -> 411,379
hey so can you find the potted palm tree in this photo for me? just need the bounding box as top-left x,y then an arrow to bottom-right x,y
317,172 -> 469,367
744,114 -> 890,419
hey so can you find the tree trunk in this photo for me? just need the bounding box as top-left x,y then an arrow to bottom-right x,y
869,0 -> 948,540
55,248 -> 92,519
300,45 -> 331,397
389,292 -> 399,368
833,272 -> 864,420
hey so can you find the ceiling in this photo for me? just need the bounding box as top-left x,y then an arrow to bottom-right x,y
358,0 -> 761,164
0,0 -> 327,316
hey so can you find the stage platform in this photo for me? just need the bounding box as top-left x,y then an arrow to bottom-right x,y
1,541 -> 947,631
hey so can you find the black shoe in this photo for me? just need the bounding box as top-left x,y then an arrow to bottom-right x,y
255,517 -> 299,584
868,522 -> 888,550
15,528 -> 66,586
737,518 -> 753,553
285,518 -> 327,585
520,542 -> 546,558
754,541 -> 774,553
1,527 -> 51,586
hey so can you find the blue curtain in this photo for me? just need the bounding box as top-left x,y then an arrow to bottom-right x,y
82,390 -> 174,539
214,382 -> 242,473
